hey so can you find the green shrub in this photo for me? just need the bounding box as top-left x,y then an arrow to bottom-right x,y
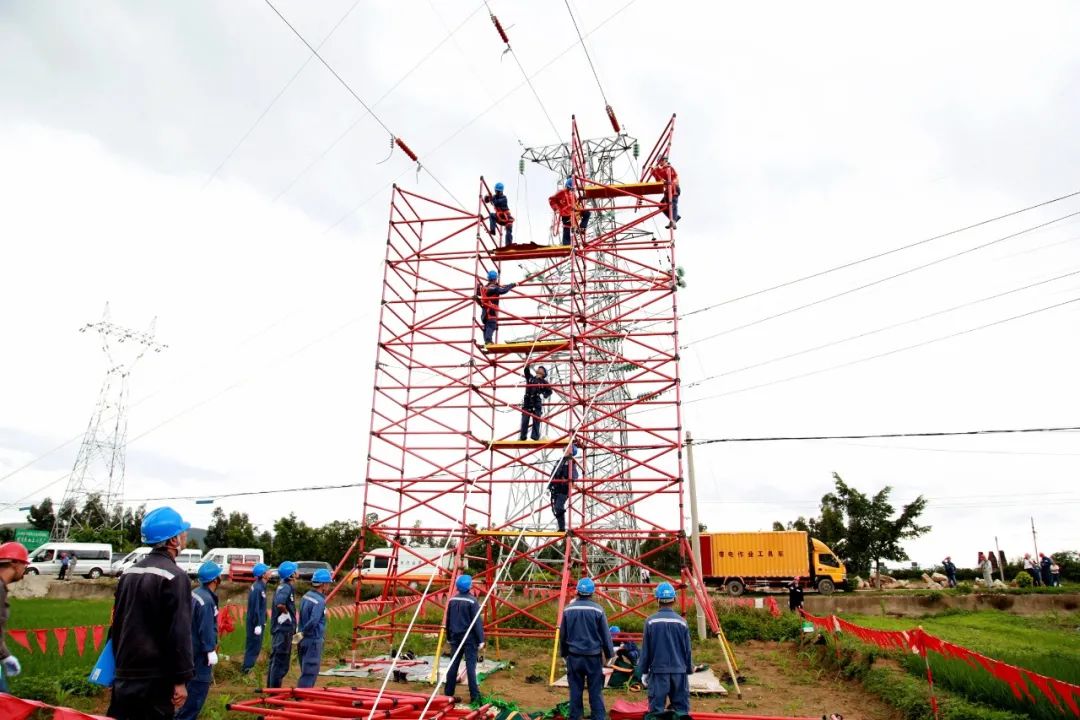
12,669 -> 105,705
1013,571 -> 1033,588
954,582 -> 974,595
715,607 -> 802,643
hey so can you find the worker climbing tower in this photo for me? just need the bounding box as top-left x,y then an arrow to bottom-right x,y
352,115 -> 718,655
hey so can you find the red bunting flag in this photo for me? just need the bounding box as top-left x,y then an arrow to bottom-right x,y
7,629 -> 31,652
53,627 -> 69,656
73,626 -> 88,657
33,629 -> 48,653
91,625 -> 105,652
0,693 -> 47,720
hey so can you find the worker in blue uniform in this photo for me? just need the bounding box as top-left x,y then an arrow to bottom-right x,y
296,568 -> 332,688
177,562 -> 222,720
479,270 -> 517,345
484,182 -> 514,245
607,625 -> 640,688
241,562 -> 269,673
443,574 -> 485,704
266,560 -> 299,688
519,364 -> 553,441
636,582 -> 692,718
559,578 -> 613,720
549,443 -> 578,531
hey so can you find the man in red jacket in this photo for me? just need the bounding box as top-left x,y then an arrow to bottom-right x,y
549,179 -> 591,245
649,156 -> 681,229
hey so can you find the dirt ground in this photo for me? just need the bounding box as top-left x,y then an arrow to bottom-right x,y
260,641 -> 902,720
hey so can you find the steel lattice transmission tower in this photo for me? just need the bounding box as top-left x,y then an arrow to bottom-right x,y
54,304 -> 166,539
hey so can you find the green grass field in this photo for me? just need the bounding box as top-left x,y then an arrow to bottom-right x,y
844,610 -> 1080,719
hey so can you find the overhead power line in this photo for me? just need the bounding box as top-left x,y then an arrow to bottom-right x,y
681,209 -> 1080,349
680,188 -> 1080,320
685,295 -> 1080,403
692,425 -> 1080,445
127,481 -> 364,504
685,267 -> 1080,388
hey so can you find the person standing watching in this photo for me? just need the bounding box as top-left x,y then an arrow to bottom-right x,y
242,563 -> 270,674
788,577 -> 805,612
0,542 -> 30,693
559,578 -> 613,720
59,552 -> 69,581
942,557 -> 957,588
636,582 -> 692,718
443,574 -> 485,704
267,561 -> 299,688
296,568 -> 332,688
107,506 -> 194,719
177,562 -> 222,720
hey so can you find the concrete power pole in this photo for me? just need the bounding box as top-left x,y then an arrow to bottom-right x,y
685,431 -> 706,640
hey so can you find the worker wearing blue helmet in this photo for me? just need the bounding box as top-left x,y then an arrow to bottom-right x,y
548,178 -> 591,245
242,562 -> 270,674
636,582 -> 692,716
478,269 -> 516,345
177,562 -> 223,720
548,443 -> 578,531
266,560 -> 299,688
559,577 -> 613,720
443,574 -> 484,703
296,568 -> 333,687
483,181 -> 514,245
107,506 -> 194,719
607,624 -> 641,689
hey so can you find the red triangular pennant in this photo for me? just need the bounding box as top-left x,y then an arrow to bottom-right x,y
33,629 -> 48,653
73,626 -> 88,657
0,693 -> 46,720
7,629 -> 31,653
91,625 -> 105,652
53,627 -> 69,656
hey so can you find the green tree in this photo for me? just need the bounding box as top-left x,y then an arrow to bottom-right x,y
318,520 -> 362,568
26,498 -> 56,532
271,513 -> 318,565
204,507 -> 260,550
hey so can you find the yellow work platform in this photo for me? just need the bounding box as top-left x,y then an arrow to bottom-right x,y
483,339 -> 570,355
490,243 -> 572,261
477,529 -> 566,538
488,437 -> 571,449
580,181 -> 665,200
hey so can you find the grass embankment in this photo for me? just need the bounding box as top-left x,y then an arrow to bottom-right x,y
844,610 -> 1080,719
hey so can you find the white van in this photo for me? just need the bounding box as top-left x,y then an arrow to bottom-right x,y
27,542 -> 113,579
112,547 -> 203,577
203,547 -> 263,573
348,547 -> 454,586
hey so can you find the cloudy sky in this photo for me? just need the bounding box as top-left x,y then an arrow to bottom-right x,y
1,1 -> 1078,570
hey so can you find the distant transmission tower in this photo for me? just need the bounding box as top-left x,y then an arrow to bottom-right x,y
54,304 -> 166,539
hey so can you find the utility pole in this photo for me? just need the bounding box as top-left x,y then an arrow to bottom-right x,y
1030,517 -> 1039,557
685,431 -> 706,640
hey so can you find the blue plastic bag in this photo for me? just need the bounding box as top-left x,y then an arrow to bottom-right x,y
88,639 -> 115,686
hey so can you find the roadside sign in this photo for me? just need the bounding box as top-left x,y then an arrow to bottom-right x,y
15,529 -> 49,552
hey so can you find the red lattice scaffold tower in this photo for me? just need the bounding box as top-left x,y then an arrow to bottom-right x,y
350,114 -> 718,664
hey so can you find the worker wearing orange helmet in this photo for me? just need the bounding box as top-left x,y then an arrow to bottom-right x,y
649,156 -> 681,229
0,542 -> 30,692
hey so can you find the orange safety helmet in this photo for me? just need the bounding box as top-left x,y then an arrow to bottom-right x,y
0,542 -> 30,565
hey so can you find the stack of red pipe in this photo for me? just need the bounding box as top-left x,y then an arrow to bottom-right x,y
228,687 -> 495,720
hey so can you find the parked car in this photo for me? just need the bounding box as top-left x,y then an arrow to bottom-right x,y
203,547 -> 264,573
294,561 -> 333,582
344,547 -> 453,586
27,542 -> 113,579
113,547 -> 203,577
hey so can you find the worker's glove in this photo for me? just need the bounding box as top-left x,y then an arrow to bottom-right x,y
293,632 -> 304,645
478,642 -> 485,651
277,612 -> 291,625
2,655 -> 21,677
254,625 -> 263,636
207,651 -> 219,666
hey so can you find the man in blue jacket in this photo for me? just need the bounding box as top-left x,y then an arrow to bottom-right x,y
559,578 -> 613,720
177,561 -> 222,720
549,443 -> 578,532
266,561 -> 298,688
296,568 -> 332,688
443,574 -> 485,704
484,182 -> 514,245
636,582 -> 692,717
242,562 -> 269,674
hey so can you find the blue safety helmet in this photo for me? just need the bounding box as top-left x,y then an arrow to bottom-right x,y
252,562 -> 269,579
456,574 -> 473,592
565,178 -> 573,188
140,506 -> 191,544
311,568 -> 333,584
576,577 -> 595,595
494,182 -> 505,192
487,270 -> 499,281
610,625 -> 621,635
197,561 -> 222,584
655,581 -> 676,601
278,561 -> 299,581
